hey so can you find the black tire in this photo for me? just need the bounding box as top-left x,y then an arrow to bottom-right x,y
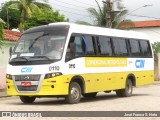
116,79 -> 133,97
82,92 -> 97,98
65,82 -> 81,104
19,96 -> 36,103
116,90 -> 122,97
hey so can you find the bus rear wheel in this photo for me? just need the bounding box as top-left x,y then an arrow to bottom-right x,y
82,92 -> 97,98
19,96 -> 36,103
65,82 -> 81,104
116,79 -> 133,97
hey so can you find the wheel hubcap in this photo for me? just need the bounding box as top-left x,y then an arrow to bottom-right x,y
127,84 -> 132,93
71,87 -> 79,100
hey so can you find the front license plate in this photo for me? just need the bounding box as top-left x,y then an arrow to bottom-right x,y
21,82 -> 31,86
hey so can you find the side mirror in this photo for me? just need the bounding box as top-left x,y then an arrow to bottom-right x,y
9,47 -> 12,56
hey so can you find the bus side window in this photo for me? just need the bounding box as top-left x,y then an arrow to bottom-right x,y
74,36 -> 85,56
139,40 -> 152,57
66,36 -> 75,60
112,38 -> 128,56
129,39 -> 141,57
82,35 -> 95,56
97,36 -> 112,56
66,34 -> 96,61
66,35 -> 86,61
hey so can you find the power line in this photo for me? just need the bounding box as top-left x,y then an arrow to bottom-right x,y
47,1 -> 90,17
53,7 -> 89,17
52,7 -> 92,22
128,14 -> 160,19
54,0 -> 89,9
71,0 -> 97,7
50,2 -> 87,12
47,1 -> 92,22
69,15 -> 92,23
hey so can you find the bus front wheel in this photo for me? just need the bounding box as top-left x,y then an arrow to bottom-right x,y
19,96 -> 36,103
65,82 -> 81,104
116,79 -> 133,97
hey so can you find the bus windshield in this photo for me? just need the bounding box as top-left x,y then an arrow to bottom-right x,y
10,30 -> 68,64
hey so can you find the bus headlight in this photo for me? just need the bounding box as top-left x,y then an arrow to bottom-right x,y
6,74 -> 12,80
44,72 -> 62,79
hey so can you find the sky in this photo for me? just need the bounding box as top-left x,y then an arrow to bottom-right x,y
0,0 -> 160,23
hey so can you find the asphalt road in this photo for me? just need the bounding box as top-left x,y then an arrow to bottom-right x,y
0,82 -> 160,120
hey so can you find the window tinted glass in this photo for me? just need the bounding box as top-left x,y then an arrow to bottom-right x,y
83,35 -> 95,55
112,38 -> 128,56
129,39 -> 141,56
74,36 -> 83,55
140,40 -> 151,57
98,36 -> 112,56
66,34 -> 95,59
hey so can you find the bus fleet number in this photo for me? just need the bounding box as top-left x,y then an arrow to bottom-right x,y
49,66 -> 60,71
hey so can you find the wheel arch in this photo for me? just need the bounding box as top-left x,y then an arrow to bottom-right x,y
70,75 -> 85,94
126,73 -> 136,87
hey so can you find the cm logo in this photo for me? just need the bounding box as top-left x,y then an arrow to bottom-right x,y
21,67 -> 33,73
135,60 -> 145,68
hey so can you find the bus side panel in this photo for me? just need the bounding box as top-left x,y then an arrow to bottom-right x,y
83,70 -> 154,93
66,57 -> 154,93
84,73 -> 115,93
84,72 -> 126,93
134,70 -> 154,86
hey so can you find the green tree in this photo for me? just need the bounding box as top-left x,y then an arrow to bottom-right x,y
0,18 -> 5,49
152,42 -> 160,53
76,0 -> 134,28
0,6 -> 20,29
24,10 -> 68,30
3,0 -> 52,31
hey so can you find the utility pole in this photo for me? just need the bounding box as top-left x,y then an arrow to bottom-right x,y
103,0 -> 112,28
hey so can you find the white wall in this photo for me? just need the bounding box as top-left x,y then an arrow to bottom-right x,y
0,41 -> 15,67
130,27 -> 160,43
0,41 -> 16,89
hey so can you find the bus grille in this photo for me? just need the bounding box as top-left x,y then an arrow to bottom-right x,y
14,75 -> 40,81
17,85 -> 38,91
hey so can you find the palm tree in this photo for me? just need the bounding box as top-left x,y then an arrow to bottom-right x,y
5,0 -> 52,32
86,0 -> 106,27
76,0 -> 134,29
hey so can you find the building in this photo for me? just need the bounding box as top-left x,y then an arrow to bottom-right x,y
120,20 -> 160,43
0,29 -> 21,89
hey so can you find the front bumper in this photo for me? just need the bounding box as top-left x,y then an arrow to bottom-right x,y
6,75 -> 70,96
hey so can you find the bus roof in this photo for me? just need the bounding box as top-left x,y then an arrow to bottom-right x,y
25,22 -> 149,40
49,22 -> 149,40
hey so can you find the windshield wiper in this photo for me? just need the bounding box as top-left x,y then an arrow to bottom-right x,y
29,33 -> 49,50
30,56 -> 52,61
